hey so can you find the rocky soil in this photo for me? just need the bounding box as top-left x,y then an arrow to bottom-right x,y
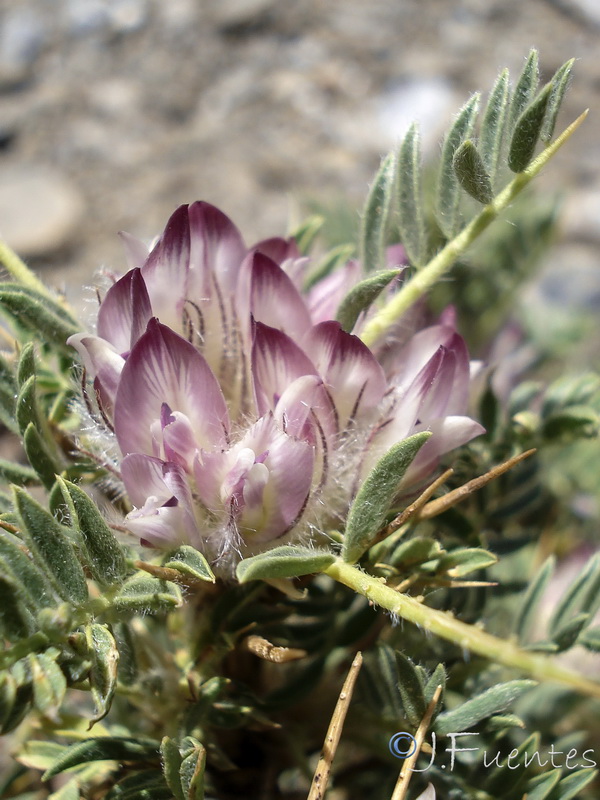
0,0 -> 599,311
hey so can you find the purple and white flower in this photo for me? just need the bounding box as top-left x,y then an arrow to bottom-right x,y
69,201 -> 483,569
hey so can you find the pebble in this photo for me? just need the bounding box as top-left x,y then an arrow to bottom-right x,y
0,8 -> 47,88
0,165 -> 84,258
211,0 -> 274,31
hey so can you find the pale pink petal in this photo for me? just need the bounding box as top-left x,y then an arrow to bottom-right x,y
303,321 -> 387,428
240,251 -> 312,339
122,454 -> 201,547
274,375 -> 338,441
141,205 -> 191,330
114,319 -> 230,457
193,449 -> 230,512
118,231 -> 150,269
402,416 -> 485,488
252,322 -> 318,415
97,268 -> 152,354
253,236 -> 307,287
235,415 -> 314,542
68,333 -> 125,413
187,201 -> 246,296
162,409 -> 199,469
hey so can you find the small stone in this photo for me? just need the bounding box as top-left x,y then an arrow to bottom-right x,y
0,9 -> 47,89
211,0 -> 273,31
0,165 -> 84,258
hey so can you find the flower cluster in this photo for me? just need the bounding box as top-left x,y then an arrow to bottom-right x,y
69,202 -> 483,568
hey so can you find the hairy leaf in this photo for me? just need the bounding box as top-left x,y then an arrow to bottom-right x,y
480,68 -> 510,184
160,737 -> 185,800
236,546 -> 335,583
42,737 -> 160,780
111,574 -> 182,614
342,432 -> 431,564
14,487 -> 88,605
435,93 -> 480,238
360,151 -> 395,272
85,623 -> 119,723
550,553 -> 600,633
59,478 -> 127,586
394,650 -> 426,726
29,651 -> 67,721
508,49 -> 539,131
435,680 -> 536,736
508,82 -> 552,172
0,284 -> 79,350
540,58 -> 575,144
23,422 -> 61,489
396,123 -> 427,266
336,268 -> 401,332
163,545 -> 215,583
453,140 -> 493,204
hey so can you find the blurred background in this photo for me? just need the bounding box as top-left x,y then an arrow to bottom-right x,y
0,0 -> 599,308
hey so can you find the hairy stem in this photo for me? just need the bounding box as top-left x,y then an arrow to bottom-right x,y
360,110 -> 588,347
324,558 -> 600,698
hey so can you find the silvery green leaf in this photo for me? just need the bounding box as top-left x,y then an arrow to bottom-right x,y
552,612 -> 590,652
508,82 -> 553,172
540,58 -> 574,143
0,284 -> 79,351
23,422 -> 61,490
85,623 -> 119,723
0,458 -> 40,486
59,478 -> 127,586
29,651 -> 67,721
424,664 -> 446,713
550,552 -> 600,632
342,431 -> 431,564
111,574 -> 182,614
480,68 -> 510,184
17,342 -> 36,387
508,49 -> 539,131
42,737 -> 160,780
542,373 -> 600,415
0,573 -> 36,640
236,546 -> 335,583
180,740 -> 206,800
0,532 -> 58,613
160,737 -> 185,800
13,487 -> 88,606
579,626 -> 600,652
104,772 -> 171,799
396,123 -> 427,266
290,214 -> 324,255
16,375 -> 40,437
389,537 -> 442,568
437,547 -> 498,577
164,545 -> 215,583
553,770 -> 596,800
335,268 -> 401,332
525,770 -> 562,800
360,151 -> 395,272
453,140 -> 493,205
435,93 -> 480,238
435,680 -> 536,736
394,650 -> 426,726
112,622 -> 138,686
515,555 -> 555,643
49,780 -> 81,800
37,604 -> 75,639
0,352 -> 18,434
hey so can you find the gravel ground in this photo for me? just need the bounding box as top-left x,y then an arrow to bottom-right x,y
0,0 -> 599,308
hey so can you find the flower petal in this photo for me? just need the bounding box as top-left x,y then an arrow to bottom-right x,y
141,204 -> 191,330
114,319 -> 230,458
239,251 -> 312,339
97,268 -> 153,354
122,454 -> 200,547
118,231 -> 150,269
252,322 -> 318,415
187,201 -> 246,295
68,333 -> 125,415
303,321 -> 387,428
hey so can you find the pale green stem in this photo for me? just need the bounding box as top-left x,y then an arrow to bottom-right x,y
0,239 -> 54,298
324,558 -> 600,699
360,110 -> 589,348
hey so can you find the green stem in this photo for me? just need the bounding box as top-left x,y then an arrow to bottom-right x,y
360,110 -> 589,348
324,558 -> 600,699
0,240 -> 54,298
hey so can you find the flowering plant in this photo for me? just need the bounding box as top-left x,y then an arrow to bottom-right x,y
0,51 -> 599,800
